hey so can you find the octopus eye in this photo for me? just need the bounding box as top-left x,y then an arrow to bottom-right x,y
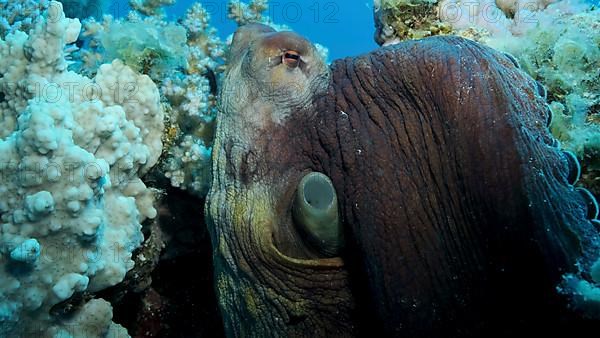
283,50 -> 300,68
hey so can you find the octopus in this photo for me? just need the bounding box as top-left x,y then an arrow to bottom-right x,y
205,24 -> 600,337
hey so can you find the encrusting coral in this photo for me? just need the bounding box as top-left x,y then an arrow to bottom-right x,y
0,2 -> 163,336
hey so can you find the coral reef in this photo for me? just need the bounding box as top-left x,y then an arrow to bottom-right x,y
0,0 -> 50,37
227,0 -> 269,25
0,2 -> 163,336
158,3 -> 225,196
99,17 -> 188,79
373,0 -> 452,44
129,0 -> 175,17
77,2 -> 224,197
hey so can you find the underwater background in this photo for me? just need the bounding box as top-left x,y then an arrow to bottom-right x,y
94,0 -> 600,60
1,0 -> 599,337
81,0 -> 381,60
167,0 -> 380,60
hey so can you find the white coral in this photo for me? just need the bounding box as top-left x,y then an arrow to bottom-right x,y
0,2 -> 164,337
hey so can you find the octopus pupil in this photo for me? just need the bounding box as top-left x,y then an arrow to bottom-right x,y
285,52 -> 299,60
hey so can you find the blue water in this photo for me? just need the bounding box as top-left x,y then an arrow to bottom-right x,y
105,0 -> 379,61
168,0 -> 379,60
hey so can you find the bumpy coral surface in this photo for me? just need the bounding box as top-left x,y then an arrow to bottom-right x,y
77,2 -> 224,197
0,2 -> 163,336
0,0 -> 50,37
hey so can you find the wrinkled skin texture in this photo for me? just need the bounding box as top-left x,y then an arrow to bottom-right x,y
206,24 -> 600,337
